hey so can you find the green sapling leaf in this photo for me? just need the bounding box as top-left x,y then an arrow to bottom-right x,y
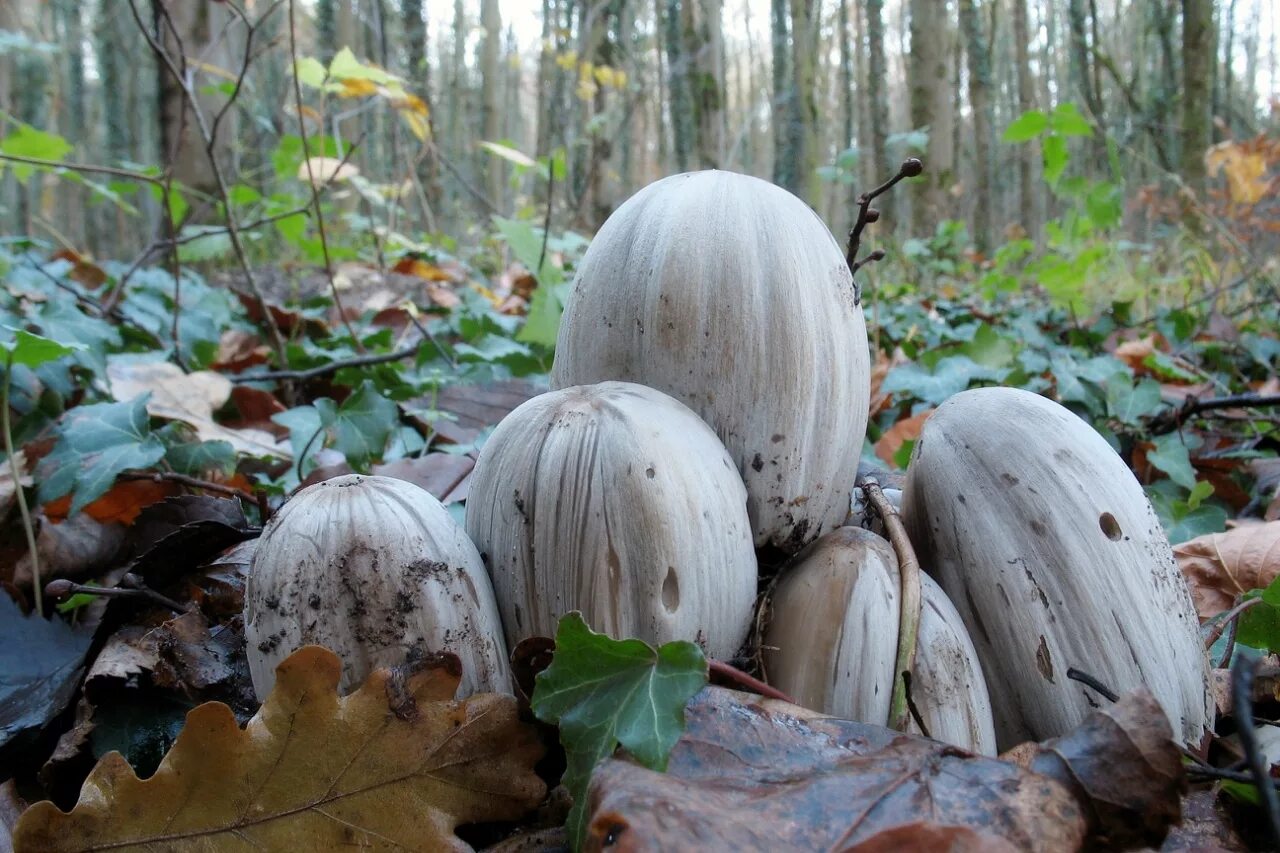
531,612 -> 708,851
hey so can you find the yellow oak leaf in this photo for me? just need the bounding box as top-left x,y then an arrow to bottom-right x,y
14,646 -> 545,852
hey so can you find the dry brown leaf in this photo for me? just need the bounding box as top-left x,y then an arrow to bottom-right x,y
584,686 -> 1088,852
1158,790 -> 1248,851
212,330 -> 270,373
868,347 -> 909,417
1002,688 -> 1184,849
0,450 -> 32,519
1114,335 -> 1161,374
14,646 -> 545,852
107,361 -> 288,459
1174,520 -> 1280,619
13,511 -> 127,587
873,408 -> 933,466
42,478 -> 177,526
1,779 -> 27,853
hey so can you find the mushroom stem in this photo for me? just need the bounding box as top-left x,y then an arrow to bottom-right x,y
860,477 -> 923,732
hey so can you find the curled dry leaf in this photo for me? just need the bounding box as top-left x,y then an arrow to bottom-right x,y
1174,520 -> 1280,619
14,646 -> 545,852
873,408 -> 933,467
106,361 -> 287,459
583,686 -> 1088,852
1001,688 -> 1185,850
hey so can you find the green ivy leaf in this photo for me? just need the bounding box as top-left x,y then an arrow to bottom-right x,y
1002,110 -> 1048,142
314,380 -> 398,470
531,613 -> 708,851
1146,433 -> 1197,490
1236,588 -> 1280,653
0,329 -> 82,367
880,356 -> 1001,406
36,395 -> 166,515
164,440 -> 237,477
1105,376 -> 1163,424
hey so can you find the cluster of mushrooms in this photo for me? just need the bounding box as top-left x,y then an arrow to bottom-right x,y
246,171 -> 1212,756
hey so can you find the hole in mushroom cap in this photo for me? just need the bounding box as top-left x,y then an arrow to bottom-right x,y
662,566 -> 680,612
1099,512 -> 1122,541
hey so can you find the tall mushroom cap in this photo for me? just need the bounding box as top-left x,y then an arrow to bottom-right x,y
466,380 -> 758,659
552,170 -> 871,552
245,475 -> 510,699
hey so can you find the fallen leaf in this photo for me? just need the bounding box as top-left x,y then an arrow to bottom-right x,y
89,627 -> 162,689
49,249 -> 107,290
432,379 -> 547,434
212,329 -> 270,373
1002,688 -> 1184,849
393,257 -> 456,282
1114,335 -> 1162,373
868,348 -> 909,418
42,478 -> 177,526
0,450 -> 32,519
107,361 -> 288,459
1174,521 -> 1280,619
226,385 -> 289,437
873,409 -> 933,466
1251,458 -> 1280,522
583,686 -> 1088,852
184,540 -> 254,617
0,596 -> 93,754
1,779 -> 27,853
374,453 -> 475,504
125,495 -> 257,588
14,646 -> 546,852
13,511 -> 127,588
151,610 -> 254,713
1158,789 -> 1248,851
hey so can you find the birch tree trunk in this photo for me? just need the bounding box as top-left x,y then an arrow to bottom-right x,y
909,0 -> 955,237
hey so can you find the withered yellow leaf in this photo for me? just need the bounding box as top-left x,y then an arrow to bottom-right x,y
14,646 -> 545,852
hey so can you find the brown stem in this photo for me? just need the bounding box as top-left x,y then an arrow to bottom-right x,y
708,659 -> 795,704
860,476 -> 923,732
1150,393 -> 1280,435
229,341 -> 424,384
118,470 -> 257,505
45,578 -> 185,613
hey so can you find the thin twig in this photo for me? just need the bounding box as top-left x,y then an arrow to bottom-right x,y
535,159 -> 556,278
1066,667 -> 1121,702
859,476 -> 923,732
845,158 -> 924,269
117,470 -> 258,504
229,341 -> 424,384
0,153 -> 165,186
126,0 -> 289,367
708,659 -> 795,704
1203,596 -> 1265,652
1232,651 -> 1280,848
45,578 -> 185,613
1150,393 -> 1280,435
405,311 -> 457,368
287,0 -> 364,354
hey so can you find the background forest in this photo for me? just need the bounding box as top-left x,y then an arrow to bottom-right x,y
0,0 -> 1276,262
1,1 -> 1280,849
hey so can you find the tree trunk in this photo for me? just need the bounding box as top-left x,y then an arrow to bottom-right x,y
958,0 -> 994,251
789,0 -> 818,202
1011,0 -> 1037,234
480,0 -> 503,205
770,0 -> 793,189
694,0 -> 725,168
316,0 -> 337,63
866,0 -> 890,184
909,0 -> 955,237
1180,0 -> 1214,190
666,0 -> 696,172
